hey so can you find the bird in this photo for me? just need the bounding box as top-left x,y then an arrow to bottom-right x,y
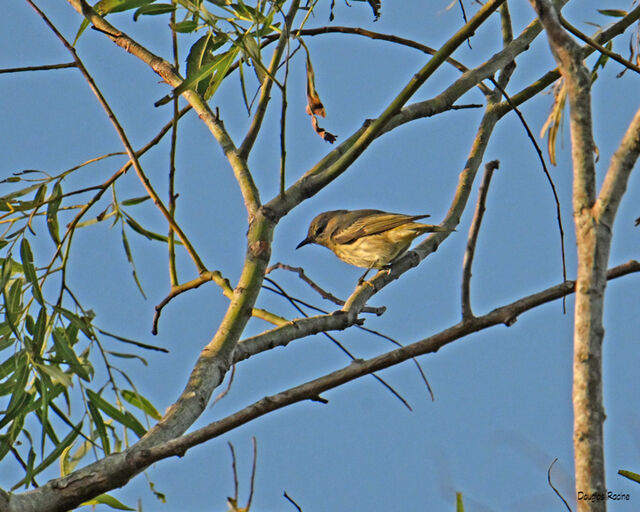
296,209 -> 452,282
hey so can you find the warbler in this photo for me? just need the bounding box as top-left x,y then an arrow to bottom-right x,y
296,209 -> 451,280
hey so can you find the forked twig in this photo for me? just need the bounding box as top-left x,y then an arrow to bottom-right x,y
266,262 -> 386,315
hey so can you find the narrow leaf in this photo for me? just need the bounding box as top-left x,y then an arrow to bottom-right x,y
86,389 -> 147,437
87,401 -> 111,454
122,389 -> 162,420
133,3 -> 175,21
46,183 -> 63,246
20,238 -> 44,304
81,494 -> 136,511
12,421 -> 83,489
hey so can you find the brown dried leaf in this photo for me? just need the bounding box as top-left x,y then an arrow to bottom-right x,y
540,80 -> 567,166
305,54 -> 325,117
310,114 -> 337,144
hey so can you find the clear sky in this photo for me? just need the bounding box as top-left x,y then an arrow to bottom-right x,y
2,1 -> 640,511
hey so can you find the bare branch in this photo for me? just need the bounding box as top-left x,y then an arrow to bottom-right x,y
266,262 -> 385,314
152,271 -> 288,335
531,1 -> 604,507
124,261 -> 640,472
0,62 -> 76,73
267,26 -> 492,95
462,160 -> 499,320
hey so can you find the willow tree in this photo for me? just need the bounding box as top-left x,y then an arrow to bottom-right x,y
1,1 -> 639,511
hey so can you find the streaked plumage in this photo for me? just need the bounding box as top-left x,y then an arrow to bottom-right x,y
296,209 -> 451,270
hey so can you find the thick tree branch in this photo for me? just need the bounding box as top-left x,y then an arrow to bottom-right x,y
110,260 -> 640,472
531,2 -> 621,510
6,259 -> 639,511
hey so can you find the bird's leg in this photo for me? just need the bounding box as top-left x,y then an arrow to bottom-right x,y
357,262 -> 377,286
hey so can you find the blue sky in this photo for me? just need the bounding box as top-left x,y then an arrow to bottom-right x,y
2,1 -> 640,511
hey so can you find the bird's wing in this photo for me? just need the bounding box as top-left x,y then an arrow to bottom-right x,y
332,211 -> 431,244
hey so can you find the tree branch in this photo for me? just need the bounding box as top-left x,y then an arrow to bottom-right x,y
238,0 -> 301,159
67,0 -> 262,215
530,2 -> 610,509
121,260 -> 640,474
462,160 -> 499,320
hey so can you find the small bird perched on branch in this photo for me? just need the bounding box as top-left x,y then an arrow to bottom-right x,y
296,209 -> 452,282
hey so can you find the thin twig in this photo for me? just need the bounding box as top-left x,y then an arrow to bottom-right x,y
266,26 -> 492,95
128,261 -> 640,472
462,160 -> 499,320
264,277 -> 413,411
0,62 -> 76,73
284,491 -> 303,511
238,0 -> 301,159
547,458 -> 572,512
211,364 -> 235,406
152,271 -> 287,335
279,9 -> 292,197
228,442 -> 239,503
168,4 -> 180,287
490,77 -> 568,312
266,262 -> 385,315
560,15 -> 640,76
247,437 -> 257,510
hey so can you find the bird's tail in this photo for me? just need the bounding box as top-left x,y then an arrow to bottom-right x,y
413,223 -> 454,234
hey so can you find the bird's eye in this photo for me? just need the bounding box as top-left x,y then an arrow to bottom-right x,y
313,218 -> 328,237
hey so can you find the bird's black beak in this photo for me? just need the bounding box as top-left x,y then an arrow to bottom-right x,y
296,237 -> 312,249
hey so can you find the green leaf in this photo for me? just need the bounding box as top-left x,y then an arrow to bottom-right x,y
20,238 -> 44,305
122,389 -> 162,420
4,277 -> 24,338
121,195 -> 151,206
124,216 -> 171,243
87,401 -> 111,454
169,46 -> 238,102
172,20 -> 199,33
81,494 -> 136,511
618,469 -> 640,484
597,9 -> 627,17
101,0 -> 156,14
0,350 -> 27,381
241,35 -> 266,84
106,351 -> 149,365
0,359 -> 32,430
51,328 -> 91,381
61,439 -> 92,476
133,3 -> 176,21
86,389 -> 147,438
52,306 -> 95,340
120,221 -> 147,298
31,306 -> 47,354
203,47 -> 240,100
36,363 -> 73,388
46,182 -> 63,246
97,328 -> 169,352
